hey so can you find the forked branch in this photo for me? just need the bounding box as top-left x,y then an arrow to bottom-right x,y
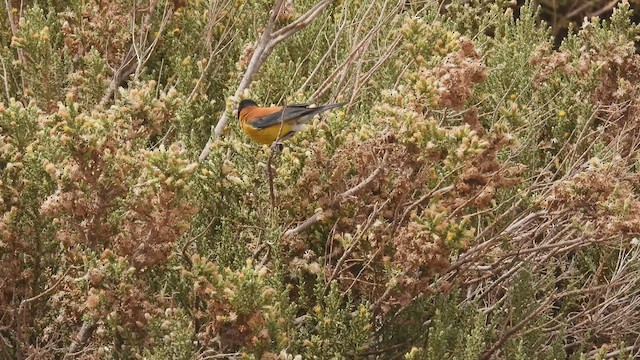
100,0 -> 173,106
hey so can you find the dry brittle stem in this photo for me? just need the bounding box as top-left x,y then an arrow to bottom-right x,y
284,150 -> 388,237
324,200 -> 388,295
348,34 -> 402,105
267,147 -> 277,212
296,2 -> 348,95
100,0 -> 172,106
480,295 -> 554,360
313,0 -> 406,101
0,54 -> 11,100
4,0 -> 27,90
187,0 -> 238,103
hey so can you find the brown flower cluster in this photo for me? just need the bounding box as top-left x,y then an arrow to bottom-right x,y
529,43 -> 574,87
117,181 -> 196,269
60,1 -> 132,64
547,159 -> 640,239
37,83 -> 193,273
280,113 -> 522,312
433,39 -> 488,109
592,53 -> 640,154
270,24 -> 521,314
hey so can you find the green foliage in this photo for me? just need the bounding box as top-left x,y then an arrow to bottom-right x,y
422,295 -> 487,360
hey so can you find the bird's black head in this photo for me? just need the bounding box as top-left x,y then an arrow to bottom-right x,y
237,99 -> 258,118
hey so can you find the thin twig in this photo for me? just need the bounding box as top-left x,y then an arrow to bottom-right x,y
4,0 -> 26,90
586,345 -> 640,360
0,55 -> 11,100
267,148 -> 277,211
480,295 -> 555,360
100,0 -> 172,106
340,151 -> 388,199
16,267 -> 76,360
324,200 -> 388,295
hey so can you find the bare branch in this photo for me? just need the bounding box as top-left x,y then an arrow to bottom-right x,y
586,345 -> 640,360
270,0 -> 333,43
99,48 -> 137,106
340,151 -> 388,199
0,54 -> 11,100
480,295 -> 554,360
284,150 -> 388,237
296,2 -> 348,95
312,0 -> 404,100
64,321 -> 97,359
369,277 -> 403,314
4,0 -> 26,89
324,200 -> 388,295
283,209 -> 325,238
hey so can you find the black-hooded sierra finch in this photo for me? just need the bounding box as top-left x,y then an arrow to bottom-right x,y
237,99 -> 346,145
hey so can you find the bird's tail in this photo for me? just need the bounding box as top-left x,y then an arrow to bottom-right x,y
306,102 -> 347,118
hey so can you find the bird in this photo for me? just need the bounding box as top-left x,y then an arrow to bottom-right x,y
237,99 -> 346,145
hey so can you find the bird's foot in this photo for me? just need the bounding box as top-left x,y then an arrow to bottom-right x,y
270,142 -> 284,155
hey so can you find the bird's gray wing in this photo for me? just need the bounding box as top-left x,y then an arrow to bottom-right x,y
249,105 -> 315,129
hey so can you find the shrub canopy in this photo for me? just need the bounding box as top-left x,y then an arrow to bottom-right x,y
2,0 -> 640,359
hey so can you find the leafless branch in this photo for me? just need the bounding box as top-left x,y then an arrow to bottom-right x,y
369,278 -> 401,314
340,151 -> 388,199
566,0 -> 620,18
0,54 -> 11,100
187,0 -> 238,103
283,208 -> 325,238
312,0 -> 404,100
4,0 -> 26,89
197,350 -> 243,360
586,345 -> 640,360
481,282 -> 617,360
324,200 -> 388,295
64,321 -> 97,359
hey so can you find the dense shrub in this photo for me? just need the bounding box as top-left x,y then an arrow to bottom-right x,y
1,0 -> 640,359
